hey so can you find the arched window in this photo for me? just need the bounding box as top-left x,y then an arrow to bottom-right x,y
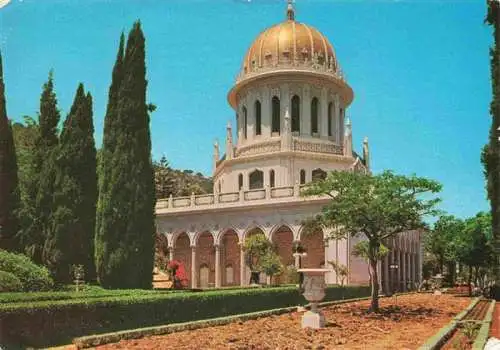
218,181 -> 221,193
243,106 -> 248,139
312,168 -> 327,182
255,100 -> 262,136
291,95 -> 300,133
300,169 -> 306,185
328,102 -> 333,137
238,174 -> 243,191
272,96 -> 280,134
269,170 -> 275,188
249,169 -> 264,190
311,97 -> 319,134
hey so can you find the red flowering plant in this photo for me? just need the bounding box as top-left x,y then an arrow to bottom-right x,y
166,260 -> 188,289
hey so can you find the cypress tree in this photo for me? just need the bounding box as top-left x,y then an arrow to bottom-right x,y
43,84 -> 97,283
483,0 -> 500,297
96,22 -> 155,289
0,50 -> 21,251
19,72 -> 61,264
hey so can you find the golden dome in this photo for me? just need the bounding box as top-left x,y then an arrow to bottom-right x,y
239,3 -> 339,79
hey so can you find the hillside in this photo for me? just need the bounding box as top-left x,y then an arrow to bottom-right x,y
154,156 -> 213,199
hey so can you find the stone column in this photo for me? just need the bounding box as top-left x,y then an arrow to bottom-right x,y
262,86 -> 271,138
215,245 -> 221,288
320,87 -> 328,138
397,251 -> 402,292
240,243 -> 246,286
169,247 -> 174,261
335,94 -> 341,144
302,84 -> 311,136
384,254 -> 390,295
190,246 -> 197,289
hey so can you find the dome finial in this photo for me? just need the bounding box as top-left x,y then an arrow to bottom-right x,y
286,0 -> 295,21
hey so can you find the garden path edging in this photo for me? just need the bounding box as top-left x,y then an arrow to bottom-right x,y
471,300 -> 496,350
417,297 -> 480,350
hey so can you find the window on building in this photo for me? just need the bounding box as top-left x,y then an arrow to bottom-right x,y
238,174 -> 243,191
311,97 -> 319,134
312,168 -> 327,182
255,100 -> 262,136
291,95 -> 300,133
218,181 -> 221,193
270,169 -> 275,188
249,169 -> 264,190
272,96 -> 280,134
300,169 -> 306,184
243,106 -> 248,139
328,102 -> 333,137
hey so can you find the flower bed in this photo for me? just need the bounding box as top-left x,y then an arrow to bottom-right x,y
94,294 -> 470,350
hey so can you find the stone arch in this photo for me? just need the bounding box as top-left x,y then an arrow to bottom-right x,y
299,225 -> 325,268
249,169 -> 264,190
243,227 -> 267,284
172,231 -> 191,286
270,225 -> 295,271
195,231 -> 215,287
241,225 -> 267,243
219,228 -> 240,286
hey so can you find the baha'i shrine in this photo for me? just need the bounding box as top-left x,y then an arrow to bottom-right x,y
155,2 -> 423,292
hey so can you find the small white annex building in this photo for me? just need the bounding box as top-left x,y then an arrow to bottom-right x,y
155,2 -> 423,292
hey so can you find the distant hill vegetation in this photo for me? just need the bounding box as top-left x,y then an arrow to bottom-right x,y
154,156 -> 213,199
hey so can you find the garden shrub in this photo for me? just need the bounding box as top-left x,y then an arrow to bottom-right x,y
0,250 -> 54,291
0,285 -> 370,348
0,271 -> 23,292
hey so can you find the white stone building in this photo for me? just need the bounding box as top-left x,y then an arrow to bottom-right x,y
155,2 -> 423,293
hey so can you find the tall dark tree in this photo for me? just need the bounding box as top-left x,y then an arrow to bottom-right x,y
18,72 -> 61,264
95,22 -> 155,289
482,0 -> 500,296
0,50 -> 21,251
43,84 -> 97,283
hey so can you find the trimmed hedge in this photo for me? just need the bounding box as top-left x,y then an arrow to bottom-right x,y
0,271 -> 23,292
0,285 -> 370,348
0,250 -> 53,291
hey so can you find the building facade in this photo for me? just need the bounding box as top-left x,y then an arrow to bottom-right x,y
155,2 -> 422,293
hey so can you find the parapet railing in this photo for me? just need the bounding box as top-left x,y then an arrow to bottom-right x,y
156,184 -> 323,211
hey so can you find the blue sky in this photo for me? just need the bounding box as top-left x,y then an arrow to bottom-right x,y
0,0 -> 493,220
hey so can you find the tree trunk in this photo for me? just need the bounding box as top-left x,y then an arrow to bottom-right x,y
468,265 -> 473,297
369,258 -> 379,312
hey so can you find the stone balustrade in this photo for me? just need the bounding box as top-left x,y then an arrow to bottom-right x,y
156,184 -> 323,211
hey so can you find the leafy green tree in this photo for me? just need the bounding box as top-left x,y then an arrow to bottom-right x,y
42,84 -> 97,283
95,22 -> 155,289
259,250 -> 284,285
425,215 -> 464,284
482,0 -> 500,298
17,72 -> 61,264
243,232 -> 273,284
154,155 -> 175,199
0,50 -> 21,251
302,170 -> 441,312
455,212 -> 494,295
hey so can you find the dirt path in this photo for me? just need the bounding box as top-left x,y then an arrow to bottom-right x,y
490,303 -> 500,339
96,294 -> 471,350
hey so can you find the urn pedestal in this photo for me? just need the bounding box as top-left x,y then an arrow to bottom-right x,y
298,268 -> 330,329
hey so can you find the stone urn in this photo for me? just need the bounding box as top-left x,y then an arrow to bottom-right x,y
297,268 -> 330,329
